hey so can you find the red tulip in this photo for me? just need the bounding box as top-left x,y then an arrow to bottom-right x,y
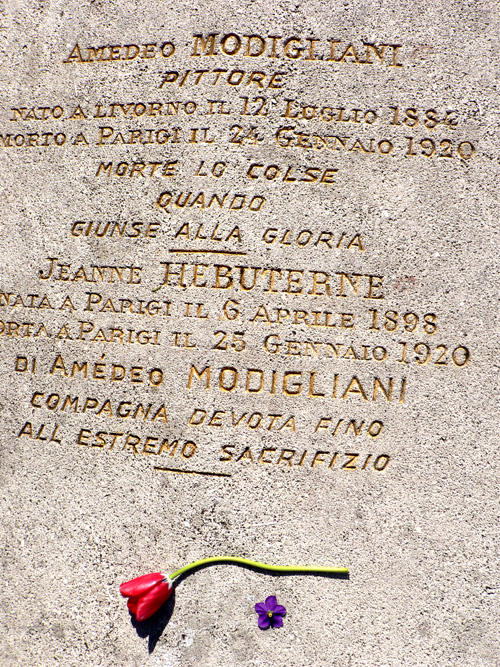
120,572 -> 173,622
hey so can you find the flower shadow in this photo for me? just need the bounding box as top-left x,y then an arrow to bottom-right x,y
130,587 -> 176,653
130,560 -> 349,653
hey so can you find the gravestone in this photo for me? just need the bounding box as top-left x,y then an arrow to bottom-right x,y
0,2 -> 499,666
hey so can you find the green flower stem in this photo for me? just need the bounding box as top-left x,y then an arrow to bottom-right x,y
169,557 -> 349,580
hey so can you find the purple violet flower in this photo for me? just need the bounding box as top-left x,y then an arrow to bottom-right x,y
255,595 -> 286,629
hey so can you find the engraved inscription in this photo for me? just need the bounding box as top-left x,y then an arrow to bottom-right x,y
1,27 -> 478,480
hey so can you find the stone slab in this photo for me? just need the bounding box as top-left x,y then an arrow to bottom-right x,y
0,1 -> 499,666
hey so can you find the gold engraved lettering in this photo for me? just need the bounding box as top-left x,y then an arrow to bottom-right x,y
96,160 -> 179,178
246,163 -> 338,184
188,34 -> 402,65
155,261 -> 383,298
39,257 -> 142,284
156,190 -> 265,212
32,392 -> 168,422
185,365 -> 404,402
219,445 -> 391,472
75,429 -> 195,458
161,68 -> 285,89
64,42 -> 175,63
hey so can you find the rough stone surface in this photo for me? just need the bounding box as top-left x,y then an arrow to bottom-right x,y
0,1 -> 499,666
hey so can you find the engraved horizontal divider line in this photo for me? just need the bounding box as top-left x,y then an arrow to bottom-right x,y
169,249 -> 247,255
154,466 -> 232,478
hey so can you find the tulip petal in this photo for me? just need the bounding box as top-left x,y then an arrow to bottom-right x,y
265,595 -> 278,611
257,614 -> 271,629
135,581 -> 173,622
127,596 -> 139,615
270,614 -> 283,628
254,602 -> 267,614
120,573 -> 165,598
